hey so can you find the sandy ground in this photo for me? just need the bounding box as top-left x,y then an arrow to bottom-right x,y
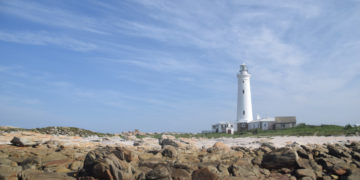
0,131 -> 359,149
194,136 -> 360,148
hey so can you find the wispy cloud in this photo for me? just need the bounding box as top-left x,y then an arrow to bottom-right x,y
0,31 -> 97,52
0,0 -> 106,34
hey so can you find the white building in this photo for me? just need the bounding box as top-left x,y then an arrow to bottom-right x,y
248,116 -> 275,130
209,64 -> 296,134
237,64 -> 254,123
212,122 -> 234,134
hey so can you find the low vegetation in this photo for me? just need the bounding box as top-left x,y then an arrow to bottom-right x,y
194,124 -> 360,138
2,124 -> 359,138
0,126 -> 113,137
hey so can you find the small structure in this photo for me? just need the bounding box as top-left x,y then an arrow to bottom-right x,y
240,116 -> 296,131
274,116 -> 296,129
212,122 -> 234,134
248,117 -> 276,130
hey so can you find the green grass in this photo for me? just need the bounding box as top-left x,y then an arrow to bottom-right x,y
193,124 -> 360,138
168,124 -> 360,138
1,124 -> 359,139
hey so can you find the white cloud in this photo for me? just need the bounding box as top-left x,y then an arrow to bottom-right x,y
0,31 -> 97,52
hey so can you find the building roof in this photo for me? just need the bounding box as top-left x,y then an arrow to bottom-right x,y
275,116 -> 296,123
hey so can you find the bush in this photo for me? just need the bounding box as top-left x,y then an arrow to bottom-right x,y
344,124 -> 352,130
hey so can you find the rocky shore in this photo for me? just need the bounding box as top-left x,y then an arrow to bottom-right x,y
0,131 -> 360,179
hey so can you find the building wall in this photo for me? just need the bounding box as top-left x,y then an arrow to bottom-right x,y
274,122 -> 296,129
237,122 -> 248,132
274,116 -> 296,130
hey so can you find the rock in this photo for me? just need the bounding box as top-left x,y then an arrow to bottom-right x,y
260,142 -> 275,151
316,157 -> 350,175
133,140 -> 143,146
20,156 -> 41,170
159,138 -> 179,148
267,172 -> 290,180
327,144 -> 351,158
333,164 -> 349,176
69,161 -> 83,171
20,169 -> 75,180
261,148 -> 299,169
212,142 -> 230,151
145,164 -> 170,180
296,159 -> 322,178
10,137 -> 41,147
192,168 -> 218,180
161,145 -> 177,158
0,165 -> 21,180
228,159 -> 261,179
216,164 -> 230,177
295,169 -> 316,180
80,147 -> 134,180
297,148 -> 310,159
0,158 -> 15,166
347,168 -> 360,180
55,167 -> 71,173
171,168 -> 191,180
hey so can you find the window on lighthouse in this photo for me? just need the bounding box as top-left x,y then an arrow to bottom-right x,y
243,110 -> 245,115
242,89 -> 244,94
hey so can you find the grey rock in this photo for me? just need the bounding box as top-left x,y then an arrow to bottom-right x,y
159,139 -> 179,148
191,168 -> 218,180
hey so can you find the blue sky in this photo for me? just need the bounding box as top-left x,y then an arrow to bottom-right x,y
1,0 -> 360,133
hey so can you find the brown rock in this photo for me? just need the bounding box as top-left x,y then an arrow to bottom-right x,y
212,142 -> 230,151
145,164 -> 170,180
69,161 -> 83,171
0,165 -> 21,180
192,168 -> 218,180
295,169 -> 316,180
333,165 -> 348,176
267,172 -> 290,180
80,147 -> 134,180
171,168 -> 191,180
20,169 -> 75,180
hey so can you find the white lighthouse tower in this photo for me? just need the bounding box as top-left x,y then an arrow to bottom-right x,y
237,64 -> 253,123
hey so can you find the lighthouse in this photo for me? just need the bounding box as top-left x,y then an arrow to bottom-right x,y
237,64 -> 253,123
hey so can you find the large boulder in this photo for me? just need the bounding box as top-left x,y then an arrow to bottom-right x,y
261,148 -> 299,169
192,168 -> 218,180
80,147 -> 135,180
